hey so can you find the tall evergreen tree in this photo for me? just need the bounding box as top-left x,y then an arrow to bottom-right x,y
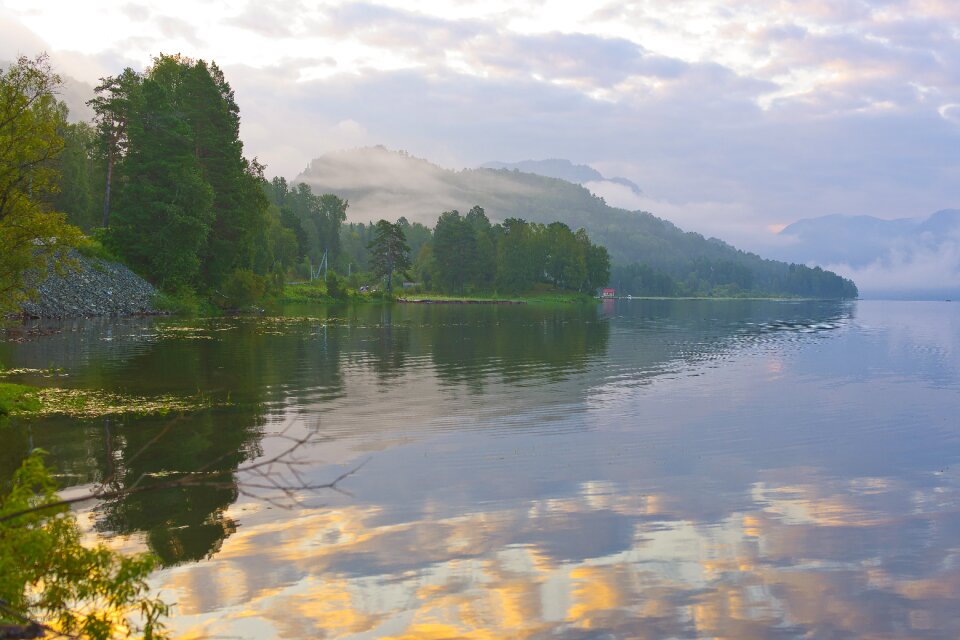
315,193 -> 348,264
92,55 -> 270,292
495,218 -> 546,292
432,210 -> 481,293
88,68 -> 139,227
464,205 -> 496,289
108,77 -> 213,289
368,219 -> 410,293
174,57 -> 268,287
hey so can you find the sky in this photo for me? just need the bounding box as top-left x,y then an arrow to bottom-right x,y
2,0 -> 959,254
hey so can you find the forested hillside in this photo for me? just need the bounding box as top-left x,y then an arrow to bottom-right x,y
8,55 -> 855,307
298,147 -> 858,298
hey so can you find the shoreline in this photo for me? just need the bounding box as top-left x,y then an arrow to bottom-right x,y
397,298 -> 526,305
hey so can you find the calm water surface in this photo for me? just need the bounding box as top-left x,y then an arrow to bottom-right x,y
2,299 -> 959,639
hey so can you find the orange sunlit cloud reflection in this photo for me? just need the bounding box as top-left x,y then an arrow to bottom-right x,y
157,466 -> 960,639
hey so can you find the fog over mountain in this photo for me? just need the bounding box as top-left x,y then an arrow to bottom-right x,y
296,146 -> 857,298
480,159 -> 642,197
769,210 -> 960,299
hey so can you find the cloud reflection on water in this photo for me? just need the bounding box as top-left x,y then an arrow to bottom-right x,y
158,459 -> 960,639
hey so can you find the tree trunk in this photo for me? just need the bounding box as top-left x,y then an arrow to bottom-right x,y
102,152 -> 114,227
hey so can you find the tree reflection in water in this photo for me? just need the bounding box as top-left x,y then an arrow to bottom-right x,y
3,300 -> 958,637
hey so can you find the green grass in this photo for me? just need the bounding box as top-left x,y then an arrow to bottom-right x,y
278,281 -> 358,303
279,282 -> 600,305
397,289 -> 597,304
279,281 -> 336,303
0,383 -> 41,417
152,289 -> 219,316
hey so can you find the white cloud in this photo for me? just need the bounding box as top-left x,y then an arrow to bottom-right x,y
825,234 -> 960,297
940,103 -> 960,124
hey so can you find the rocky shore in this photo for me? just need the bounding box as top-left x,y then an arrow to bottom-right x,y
18,251 -> 159,319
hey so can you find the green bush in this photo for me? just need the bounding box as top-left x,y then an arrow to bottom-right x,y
325,272 -> 348,300
221,269 -> 266,308
76,229 -> 120,262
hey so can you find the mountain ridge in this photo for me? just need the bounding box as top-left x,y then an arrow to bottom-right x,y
296,146 -> 857,298
479,158 -> 643,195
772,210 -> 960,298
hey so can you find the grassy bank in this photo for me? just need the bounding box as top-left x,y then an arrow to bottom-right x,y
279,280 -> 600,305
397,291 -> 597,304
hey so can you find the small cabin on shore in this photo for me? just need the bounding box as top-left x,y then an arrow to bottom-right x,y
601,288 -> 616,299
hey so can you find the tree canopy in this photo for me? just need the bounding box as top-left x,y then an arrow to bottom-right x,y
368,219 -> 411,292
89,55 -> 271,296
0,55 -> 81,314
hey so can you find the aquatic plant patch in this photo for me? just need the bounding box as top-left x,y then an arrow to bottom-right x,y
8,387 -> 216,418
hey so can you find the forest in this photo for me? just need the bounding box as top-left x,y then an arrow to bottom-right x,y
3,53 -> 856,313
28,54 -> 609,305
298,148 -> 860,299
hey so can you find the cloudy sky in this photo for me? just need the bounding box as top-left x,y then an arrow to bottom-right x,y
2,0 -> 959,252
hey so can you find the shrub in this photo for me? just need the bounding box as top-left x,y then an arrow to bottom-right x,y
325,272 -> 348,300
221,269 -> 266,308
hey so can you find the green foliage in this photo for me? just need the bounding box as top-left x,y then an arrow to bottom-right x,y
426,211 -> 609,295
88,67 -> 140,228
324,272 -> 348,300
280,281 -> 338,303
221,268 -> 267,308
611,257 -> 858,298
93,55 -> 271,296
265,180 -> 347,267
75,233 -> 120,262
279,206 -> 308,259
368,220 -> 411,293
0,450 -> 169,639
54,121 -> 103,231
610,263 -> 677,296
0,383 -> 40,417
431,210 -> 480,293
106,74 -> 214,289
396,217 -> 433,265
0,55 -> 83,314
331,208 -> 611,298
151,287 -> 216,316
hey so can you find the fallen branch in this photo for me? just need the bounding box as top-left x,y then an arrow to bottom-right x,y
0,421 -> 367,525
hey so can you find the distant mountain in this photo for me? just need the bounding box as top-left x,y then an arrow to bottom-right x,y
480,158 -> 642,195
60,74 -> 96,123
2,59 -> 97,123
296,146 -> 856,298
771,210 -> 960,299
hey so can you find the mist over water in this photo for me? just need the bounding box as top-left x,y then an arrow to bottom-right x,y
2,299 -> 958,638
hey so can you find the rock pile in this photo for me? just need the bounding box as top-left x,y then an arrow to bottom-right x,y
19,251 -> 159,318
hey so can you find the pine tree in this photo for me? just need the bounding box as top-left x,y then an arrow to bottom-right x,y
88,68 -> 139,227
108,77 -> 213,289
368,220 -> 411,293
165,56 -> 268,288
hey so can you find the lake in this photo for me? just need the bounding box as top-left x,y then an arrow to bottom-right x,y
2,299 -> 959,639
